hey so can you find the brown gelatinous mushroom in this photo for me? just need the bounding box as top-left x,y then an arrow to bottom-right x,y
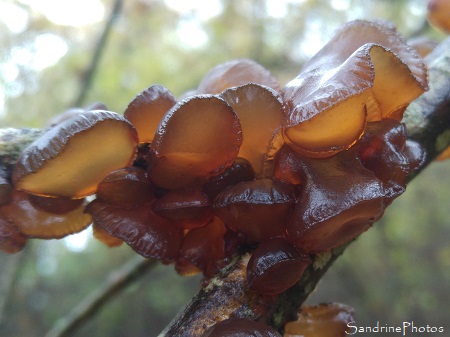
197,59 -> 280,95
246,237 -> 311,295
148,95 -> 242,190
0,191 -> 92,239
85,199 -> 182,261
96,167 -> 155,207
46,102 -> 108,127
283,20 -> 428,158
152,188 -> 212,229
92,223 -> 123,247
13,111 -> 138,198
202,318 -> 281,337
0,216 -> 27,253
213,178 -> 295,243
280,145 -> 385,253
284,303 -> 355,337
124,85 -> 177,143
356,120 -> 424,202
408,37 -> 439,58
28,194 -> 85,214
177,216 -> 226,277
427,0 -> 450,33
220,84 -> 286,176
203,157 -> 255,200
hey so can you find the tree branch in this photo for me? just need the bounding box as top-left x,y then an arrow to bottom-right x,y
157,37 -> 450,336
1,36 -> 449,337
73,0 -> 123,107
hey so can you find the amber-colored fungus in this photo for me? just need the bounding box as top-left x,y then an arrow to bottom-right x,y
283,20 -> 427,158
0,191 -> 91,238
202,318 -> 281,337
92,223 -> 123,247
428,0 -> 450,33
221,84 -> 286,176
2,19 -> 429,308
246,237 -> 311,294
85,200 -> 182,261
148,95 -> 242,189
284,303 -> 355,337
0,216 -> 27,253
213,178 -> 295,243
408,37 -> 438,58
13,111 -> 138,198
124,85 -> 177,143
152,188 -> 212,229
46,102 -> 108,127
96,167 -> 155,207
177,216 -> 226,277
197,59 -> 280,95
279,145 -> 385,253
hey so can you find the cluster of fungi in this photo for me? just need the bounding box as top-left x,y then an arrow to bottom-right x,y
0,20 -> 432,336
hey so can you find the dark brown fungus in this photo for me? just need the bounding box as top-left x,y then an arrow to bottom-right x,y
85,200 -> 182,261
203,157 -> 255,200
202,318 -> 281,337
197,59 -> 280,95
96,167 -> 155,207
0,216 -> 27,253
148,95 -> 242,190
246,237 -> 311,295
284,303 -> 355,337
13,111 -> 138,198
177,216 -> 226,277
124,84 -> 177,143
282,145 -> 385,253
214,178 -> 295,243
152,188 -> 212,229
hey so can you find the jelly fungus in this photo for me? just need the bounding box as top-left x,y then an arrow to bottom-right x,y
177,216 -> 226,277
408,37 -> 438,58
427,0 -> 450,33
0,191 -> 91,238
13,111 -> 138,198
152,188 -> 212,229
96,167 -> 155,207
2,20 -> 429,298
202,318 -> 281,337
148,96 -> 242,189
124,85 -> 177,143
221,84 -> 286,176
46,102 -> 108,127
92,223 -> 123,247
283,20 -> 427,158
284,303 -> 355,337
197,59 -> 280,95
246,237 -> 311,294
281,145 -> 385,253
213,178 -> 295,243
85,200 -> 182,261
0,216 -> 27,253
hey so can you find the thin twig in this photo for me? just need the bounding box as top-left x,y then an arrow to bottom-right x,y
73,0 -> 123,107
44,256 -> 157,337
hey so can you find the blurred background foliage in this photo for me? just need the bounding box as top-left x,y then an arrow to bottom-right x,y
0,0 -> 449,336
